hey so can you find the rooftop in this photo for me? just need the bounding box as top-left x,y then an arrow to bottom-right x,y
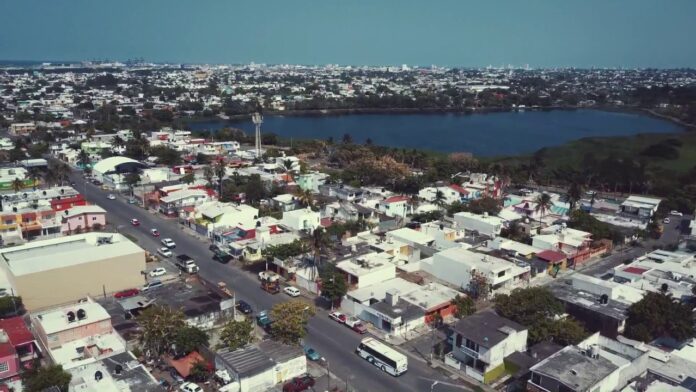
386,227 -> 434,245
531,346 -> 618,391
336,252 -> 396,276
33,299 -> 111,335
257,340 -> 303,363
549,281 -> 631,321
217,345 -> 274,378
0,233 -> 142,276
452,311 -> 526,349
370,298 -> 423,322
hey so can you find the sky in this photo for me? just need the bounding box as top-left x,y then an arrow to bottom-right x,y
1,0 -> 695,68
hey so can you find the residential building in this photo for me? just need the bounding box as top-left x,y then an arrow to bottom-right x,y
453,211 -> 504,237
159,188 -> 210,216
422,248 -> 529,294
60,205 -> 107,234
0,233 -> 146,310
386,227 -> 435,248
31,298 -> 127,369
377,195 -> 412,218
192,201 -> 258,236
0,167 -> 33,192
619,196 -> 661,220
272,193 -> 300,212
296,171 -> 328,192
532,225 -> 608,266
8,123 -> 35,136
67,351 -> 163,392
0,317 -> 38,381
528,333 -> 649,392
450,311 -> 528,384
336,252 -> 397,289
280,207 -> 320,233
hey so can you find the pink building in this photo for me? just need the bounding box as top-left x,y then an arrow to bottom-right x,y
60,205 -> 107,234
0,317 -> 37,381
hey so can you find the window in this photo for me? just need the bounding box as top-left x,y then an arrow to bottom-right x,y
0,361 -> 8,372
4,220 -> 13,225
464,339 -> 479,353
92,217 -> 97,221
497,270 -> 506,277
531,373 -> 541,385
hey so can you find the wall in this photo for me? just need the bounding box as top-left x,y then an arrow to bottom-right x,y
12,251 -> 146,311
273,355 -> 306,384
239,368 -> 275,392
50,319 -> 113,348
423,254 -> 473,290
61,213 -> 106,233
0,352 -> 19,380
354,265 -> 396,289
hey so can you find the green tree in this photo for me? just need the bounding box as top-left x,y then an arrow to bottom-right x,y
0,296 -> 23,317
270,301 -> 316,345
123,172 -> 141,196
203,165 -> 215,187
214,160 -> 227,198
434,190 -> 446,210
494,287 -> 564,326
172,326 -> 208,357
138,305 -> 186,358
342,133 -> 353,144
188,360 -> 211,382
535,192 -> 552,225
452,294 -> 475,318
295,188 -> 314,208
22,363 -> 71,392
467,197 -> 502,215
77,149 -> 91,170
11,178 -> 23,193
625,291 -> 695,343
149,145 -> 180,165
565,182 -> 583,211
180,172 -> 196,185
263,240 -> 308,260
320,265 -> 347,309
244,174 -> 266,204
219,318 -> 254,350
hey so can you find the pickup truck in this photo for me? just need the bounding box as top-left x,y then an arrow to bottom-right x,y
175,254 -> 200,274
256,310 -> 273,331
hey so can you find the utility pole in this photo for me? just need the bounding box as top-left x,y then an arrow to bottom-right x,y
252,112 -> 263,159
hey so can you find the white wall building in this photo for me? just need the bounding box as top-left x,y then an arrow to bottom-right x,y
453,211 -> 504,237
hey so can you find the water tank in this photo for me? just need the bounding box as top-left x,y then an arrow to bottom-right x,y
77,309 -> 86,320
66,311 -> 76,323
590,345 -> 600,359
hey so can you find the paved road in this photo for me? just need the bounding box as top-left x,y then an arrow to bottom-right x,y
69,171 -> 468,392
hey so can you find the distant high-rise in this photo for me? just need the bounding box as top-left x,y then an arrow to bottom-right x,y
252,112 -> 263,158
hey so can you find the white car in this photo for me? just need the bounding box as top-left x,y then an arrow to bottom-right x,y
283,286 -> 301,297
670,210 -> 683,216
107,194 -> 116,200
149,267 -> 166,277
329,311 -> 346,323
161,238 -> 176,248
157,247 -> 172,257
663,217 -> 671,224
179,382 -> 202,392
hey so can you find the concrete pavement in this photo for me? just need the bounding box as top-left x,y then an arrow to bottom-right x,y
69,170 -> 468,392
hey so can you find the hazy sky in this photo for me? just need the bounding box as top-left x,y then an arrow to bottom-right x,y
1,0 -> 695,68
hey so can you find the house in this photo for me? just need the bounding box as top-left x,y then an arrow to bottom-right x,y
60,205 -> 107,234
378,195 -> 412,218
229,231 -> 300,263
31,298 -> 127,369
532,225 -> 606,266
619,196 -> 661,220
67,351 -> 163,392
450,311 -> 528,384
159,188 -> 210,216
0,233 -> 145,311
386,227 -> 435,248
192,201 -> 259,236
8,123 -> 35,136
453,211 -> 504,237
281,208 -> 320,233
0,168 -> 32,192
527,333 -> 649,392
296,172 -> 328,193
487,237 -> 541,260
272,194 -> 300,212
0,317 -> 38,381
422,248 -> 529,295
336,252 -> 397,289
418,185 -> 466,205
343,231 -> 421,265
214,341 -> 306,392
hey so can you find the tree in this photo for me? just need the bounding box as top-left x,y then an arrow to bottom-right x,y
219,319 -> 254,350
123,172 -> 141,196
342,133 -> 353,144
22,363 -> 71,392
434,190 -> 446,210
172,326 -> 208,357
452,295 -> 475,318
320,265 -> 347,309
77,149 -> 91,170
0,296 -> 23,317
625,292 -> 695,343
188,360 -> 211,382
149,146 -> 180,165
47,161 -> 70,186
565,182 -> 583,211
244,174 -> 266,204
535,192 -> 552,225
138,305 -> 185,358
180,172 -> 196,185
295,188 -> 314,208
214,160 -> 227,198
270,301 -> 316,345
11,178 -> 23,193
494,287 -> 564,326
466,197 -> 502,215
203,165 -> 215,187
263,240 -> 308,261
467,271 -> 489,300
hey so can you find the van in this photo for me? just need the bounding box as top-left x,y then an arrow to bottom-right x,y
142,280 -> 163,291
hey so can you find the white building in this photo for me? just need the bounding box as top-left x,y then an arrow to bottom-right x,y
280,208 -> 320,233
619,195 -> 661,219
453,211 -> 504,237
336,252 -> 397,289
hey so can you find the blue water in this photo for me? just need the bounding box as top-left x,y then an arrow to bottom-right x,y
188,109 -> 683,156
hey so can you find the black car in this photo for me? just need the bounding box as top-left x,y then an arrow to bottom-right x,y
236,300 -> 253,314
213,250 -> 232,264
209,244 -> 220,252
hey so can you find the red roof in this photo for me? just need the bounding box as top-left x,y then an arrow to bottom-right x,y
167,352 -> 209,378
449,184 -> 470,195
320,217 -> 333,228
384,195 -> 409,203
537,250 -> 567,263
0,317 -> 34,347
622,266 -> 649,275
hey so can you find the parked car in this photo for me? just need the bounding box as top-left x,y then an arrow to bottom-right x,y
213,250 -> 232,264
670,210 -> 684,216
351,322 -> 368,334
209,244 -> 220,252
282,375 -> 315,392
329,311 -> 346,323
157,247 -> 173,258
664,217 -> 671,224
149,267 -> 166,277
179,382 -> 202,392
142,280 -> 163,291
130,218 -> 140,226
150,228 -> 160,237
128,198 -> 137,204
107,194 -> 116,200
161,238 -> 176,248
303,346 -> 321,361
114,288 -> 140,299
236,300 -> 253,314
283,286 -> 301,297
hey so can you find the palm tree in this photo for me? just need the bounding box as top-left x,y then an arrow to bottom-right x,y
111,135 -> 125,150
27,168 -> 41,190
77,150 -> 91,171
434,190 -> 446,210
11,178 -> 23,193
48,162 -> 70,186
282,159 -> 294,173
535,193 -> 552,225
203,165 -> 215,188
342,133 -> 352,144
295,188 -> 314,208
565,182 -> 583,211
214,160 -> 226,199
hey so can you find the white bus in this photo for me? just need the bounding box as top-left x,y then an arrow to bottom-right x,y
356,337 -> 408,376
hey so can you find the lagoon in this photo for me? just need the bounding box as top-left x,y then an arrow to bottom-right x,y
188,109 -> 683,156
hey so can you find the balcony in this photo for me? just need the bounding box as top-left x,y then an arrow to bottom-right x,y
459,345 -> 479,359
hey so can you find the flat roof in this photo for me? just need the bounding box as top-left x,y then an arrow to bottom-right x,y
336,252 -> 396,276
549,282 -> 630,321
347,278 -> 421,303
387,228 -> 434,245
434,248 -> 512,273
532,346 -> 618,391
33,300 -> 111,335
401,283 -> 460,311
0,233 -> 143,276
452,311 -> 526,349
217,345 -> 274,378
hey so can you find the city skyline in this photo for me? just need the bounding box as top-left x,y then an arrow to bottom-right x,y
2,0 -> 696,68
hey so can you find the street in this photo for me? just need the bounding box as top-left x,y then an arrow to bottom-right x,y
69,171 -> 468,392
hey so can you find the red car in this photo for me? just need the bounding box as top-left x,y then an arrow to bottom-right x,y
130,218 -> 140,226
328,311 -> 346,323
282,375 -> 315,392
114,288 -> 140,299
351,322 -> 368,334
150,229 -> 160,237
